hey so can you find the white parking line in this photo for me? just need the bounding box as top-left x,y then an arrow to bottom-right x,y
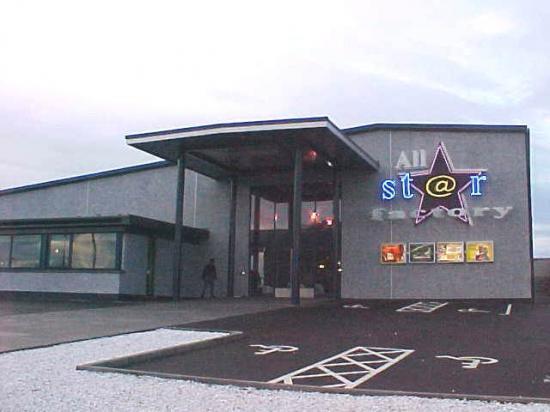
458,308 -> 490,313
499,304 -> 512,316
269,346 -> 414,389
343,304 -> 369,309
396,301 -> 449,313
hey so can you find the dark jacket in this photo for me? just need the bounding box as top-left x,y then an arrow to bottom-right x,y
202,263 -> 217,281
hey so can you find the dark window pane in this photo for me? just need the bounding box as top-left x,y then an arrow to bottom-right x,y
48,234 -> 70,268
11,235 -> 41,268
302,201 -> 316,227
94,233 -> 117,269
259,198 -> 275,231
0,236 -> 10,268
316,200 -> 334,226
71,233 -> 117,269
250,195 -> 256,230
274,202 -> 288,230
71,234 -> 94,269
302,201 -> 334,228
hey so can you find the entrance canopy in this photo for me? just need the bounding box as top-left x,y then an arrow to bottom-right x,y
126,117 -> 378,179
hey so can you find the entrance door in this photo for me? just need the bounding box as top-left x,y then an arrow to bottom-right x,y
249,183 -> 337,297
146,237 -> 155,296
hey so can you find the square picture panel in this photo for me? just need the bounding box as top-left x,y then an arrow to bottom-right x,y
466,241 -> 494,263
409,242 -> 435,263
436,242 -> 464,263
380,243 -> 406,264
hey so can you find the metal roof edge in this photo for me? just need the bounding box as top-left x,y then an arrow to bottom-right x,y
344,123 -> 529,134
126,117 -> 331,140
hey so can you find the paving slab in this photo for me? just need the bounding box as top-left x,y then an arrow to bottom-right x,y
0,297 -> 311,353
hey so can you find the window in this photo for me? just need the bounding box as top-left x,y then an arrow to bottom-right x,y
302,200 -> 334,228
274,202 -> 288,230
0,232 -> 120,271
0,236 -> 10,268
302,201 -> 316,227
11,235 -> 42,268
93,233 -> 117,269
259,198 -> 275,231
47,234 -> 70,268
71,233 -> 117,269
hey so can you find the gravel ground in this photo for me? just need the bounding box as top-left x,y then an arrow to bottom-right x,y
0,329 -> 548,412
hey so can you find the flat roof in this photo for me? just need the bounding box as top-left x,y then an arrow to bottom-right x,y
0,215 -> 209,244
126,117 -> 379,177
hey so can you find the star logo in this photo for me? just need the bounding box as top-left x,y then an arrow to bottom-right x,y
410,142 -> 485,224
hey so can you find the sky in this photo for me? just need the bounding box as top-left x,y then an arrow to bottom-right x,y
1,0 -> 550,255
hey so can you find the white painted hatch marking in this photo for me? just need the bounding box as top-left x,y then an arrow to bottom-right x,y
396,301 -> 449,313
269,346 -> 414,389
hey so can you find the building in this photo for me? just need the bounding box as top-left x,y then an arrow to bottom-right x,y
0,118 -> 534,302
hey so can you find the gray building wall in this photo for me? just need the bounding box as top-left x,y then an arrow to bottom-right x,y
153,237 -> 211,298
0,166 -> 178,222
153,237 -> 173,297
0,272 -> 120,294
0,165 -> 235,297
342,129 -> 532,299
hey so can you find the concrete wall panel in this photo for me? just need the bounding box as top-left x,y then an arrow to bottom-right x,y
342,129 -> 532,299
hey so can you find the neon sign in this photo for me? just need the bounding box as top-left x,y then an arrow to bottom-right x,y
380,142 -> 487,224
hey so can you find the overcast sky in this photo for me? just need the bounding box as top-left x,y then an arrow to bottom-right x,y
1,0 -> 550,255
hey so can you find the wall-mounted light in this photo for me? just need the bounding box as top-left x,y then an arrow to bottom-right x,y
304,149 -> 318,162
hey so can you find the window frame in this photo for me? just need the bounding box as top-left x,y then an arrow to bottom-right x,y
70,232 -> 120,270
10,234 -> 43,269
0,231 -> 123,272
46,233 -> 72,269
0,235 -> 13,269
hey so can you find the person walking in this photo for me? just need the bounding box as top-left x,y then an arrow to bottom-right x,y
200,258 -> 217,298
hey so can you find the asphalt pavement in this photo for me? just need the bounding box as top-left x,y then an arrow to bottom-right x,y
119,300 -> 550,401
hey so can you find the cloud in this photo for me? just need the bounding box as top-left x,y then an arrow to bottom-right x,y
468,12 -> 517,36
0,0 -> 550,261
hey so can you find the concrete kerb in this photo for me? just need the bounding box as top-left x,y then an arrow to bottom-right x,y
77,329 -> 243,370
